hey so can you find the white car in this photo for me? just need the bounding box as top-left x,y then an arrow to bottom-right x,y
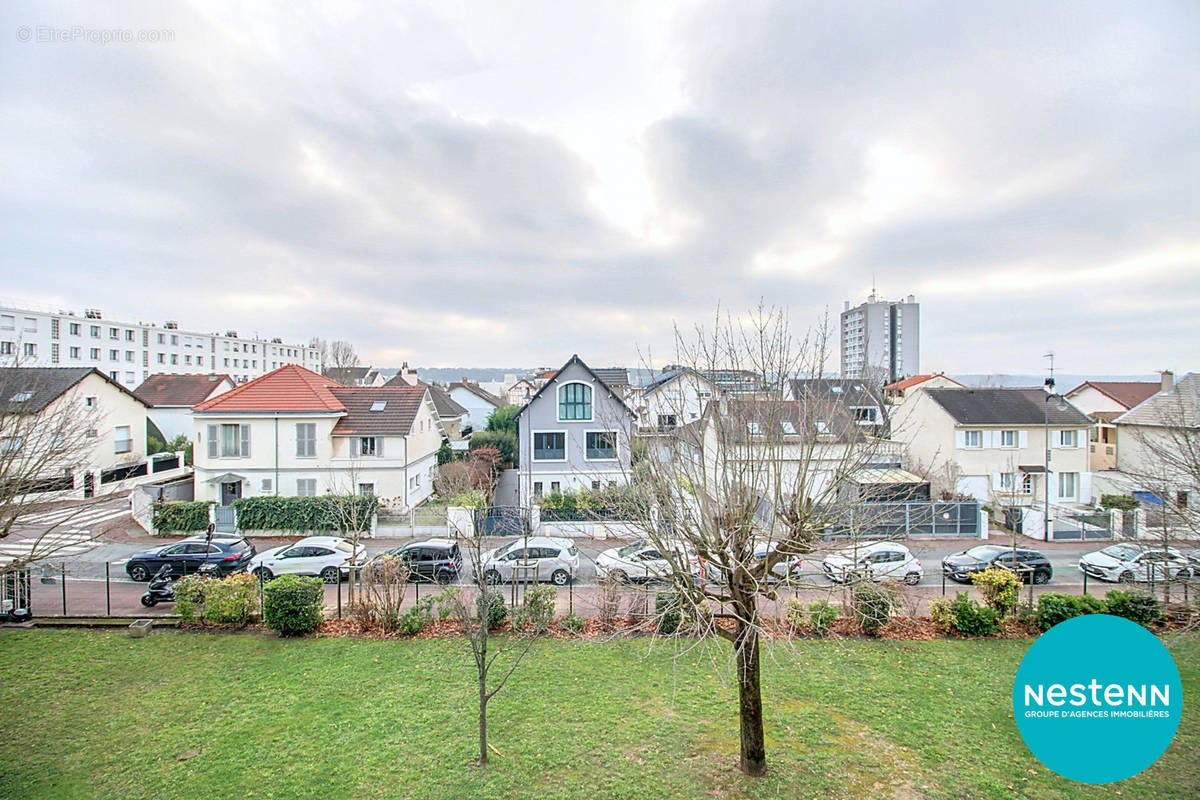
1078,544 -> 1190,584
480,536 -> 579,586
822,542 -> 923,585
693,541 -> 805,585
596,540 -> 694,584
248,536 -> 366,584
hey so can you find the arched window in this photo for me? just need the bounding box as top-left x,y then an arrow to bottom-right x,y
558,382 -> 592,421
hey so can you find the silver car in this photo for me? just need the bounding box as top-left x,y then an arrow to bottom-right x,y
481,536 -> 579,586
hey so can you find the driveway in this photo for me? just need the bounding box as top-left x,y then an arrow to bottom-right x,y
494,468 -> 520,506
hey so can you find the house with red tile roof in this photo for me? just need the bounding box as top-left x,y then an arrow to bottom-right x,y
1064,378 -> 1161,471
133,373 -> 235,441
192,365 -> 444,511
882,373 -> 963,401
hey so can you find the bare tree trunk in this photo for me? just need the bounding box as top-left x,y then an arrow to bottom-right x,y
478,677 -> 489,766
734,600 -> 766,776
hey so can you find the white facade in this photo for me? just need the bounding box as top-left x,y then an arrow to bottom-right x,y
448,384 -> 501,432
840,294 -> 920,384
632,370 -> 719,431
0,304 -> 322,389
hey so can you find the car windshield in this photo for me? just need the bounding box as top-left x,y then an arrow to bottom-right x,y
493,541 -> 519,558
1101,545 -> 1141,560
618,541 -> 647,558
965,546 -> 1005,559
332,541 -> 353,553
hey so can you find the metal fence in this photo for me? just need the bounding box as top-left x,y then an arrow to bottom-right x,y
820,501 -> 980,539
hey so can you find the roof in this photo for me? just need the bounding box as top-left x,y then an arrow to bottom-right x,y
708,398 -> 858,444
515,354 -> 635,418
643,368 -> 718,397
330,386 -> 429,436
790,378 -> 884,410
883,373 -> 963,392
193,364 -> 345,413
1114,373 -> 1200,428
923,387 -> 1092,426
0,367 -> 146,413
133,373 -> 232,407
593,368 -> 630,387
850,468 -> 927,485
425,384 -> 468,419
448,380 -> 503,407
1065,381 -> 1159,410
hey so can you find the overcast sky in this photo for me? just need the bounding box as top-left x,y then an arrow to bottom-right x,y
2,1 -> 1196,374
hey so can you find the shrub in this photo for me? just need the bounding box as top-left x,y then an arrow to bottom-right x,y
434,586 -> 460,619
173,573 -> 208,624
560,613 -> 585,633
654,592 -> 682,635
808,600 -> 838,634
971,567 -> 1022,618
1100,494 -> 1140,512
1036,592 -> 1107,631
852,583 -> 895,635
232,494 -> 378,533
928,597 -> 955,632
476,589 -> 508,630
152,501 -> 213,534
356,555 -> 410,632
263,575 -> 324,636
1105,590 -> 1163,627
948,592 -> 999,637
785,598 -> 807,630
203,573 -> 259,625
399,597 -> 435,635
513,585 -> 557,633
469,430 -> 517,465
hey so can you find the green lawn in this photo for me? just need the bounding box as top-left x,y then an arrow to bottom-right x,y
0,630 -> 1196,800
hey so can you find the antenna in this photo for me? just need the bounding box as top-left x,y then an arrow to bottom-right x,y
1043,351 -> 1056,391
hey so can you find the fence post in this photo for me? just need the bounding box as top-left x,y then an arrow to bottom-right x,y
258,570 -> 265,620
1082,572 -> 1088,596
105,562 -> 111,616
941,570 -> 946,597
569,578 -> 573,616
61,563 -> 66,615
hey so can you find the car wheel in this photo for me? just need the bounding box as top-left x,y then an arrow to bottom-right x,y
610,569 -> 629,584
484,569 -> 503,585
254,567 -> 274,581
1033,570 -> 1051,585
140,594 -> 157,608
320,566 -> 340,584
903,572 -> 920,586
436,570 -> 452,585
551,569 -> 570,586
1118,570 -> 1134,584
128,563 -> 151,582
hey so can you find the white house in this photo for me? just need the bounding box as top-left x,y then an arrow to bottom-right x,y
891,387 -> 1092,537
133,373 -> 235,442
192,365 -> 443,510
1064,378 -> 1160,471
629,368 -> 720,432
447,380 -> 503,433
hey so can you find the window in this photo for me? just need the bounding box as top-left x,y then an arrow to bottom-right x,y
533,431 -> 565,460
23,318 -> 37,332
114,426 -> 132,454
963,430 -> 982,448
370,400 -> 387,412
125,330 -> 134,341
533,481 -> 543,498
586,431 -> 617,459
0,315 -> 12,330
296,478 -> 316,497
170,354 -> 178,365
781,420 -> 797,435
68,346 -> 80,359
156,353 -> 165,364
125,351 -> 134,362
68,322 -> 80,336
852,407 -> 878,423
358,483 -> 375,496
358,437 -> 378,456
0,342 -> 11,356
558,383 -> 592,420
23,343 -> 36,357
999,473 -> 1015,491
124,372 -> 134,384
296,423 -> 316,457
184,355 -> 192,365
0,437 -> 22,454
747,421 -> 762,435
551,481 -> 561,493
1058,430 -> 1078,447
90,325 -> 100,338
207,423 -> 250,458
107,349 -> 117,361
1000,430 -> 1017,448
1058,472 -> 1078,499
592,480 -> 601,490
85,396 -> 97,407
261,479 -> 272,492
657,414 -> 677,430
170,335 -> 178,346
157,333 -> 165,345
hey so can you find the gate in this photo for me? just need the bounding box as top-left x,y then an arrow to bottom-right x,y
214,505 -> 236,533
1051,509 -> 1111,541
1003,507 -> 1024,535
479,506 -> 529,537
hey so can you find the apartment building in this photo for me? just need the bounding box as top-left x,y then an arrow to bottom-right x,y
0,304 -> 322,389
840,294 -> 920,384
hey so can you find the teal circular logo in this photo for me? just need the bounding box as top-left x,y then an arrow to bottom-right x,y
1013,614 -> 1182,784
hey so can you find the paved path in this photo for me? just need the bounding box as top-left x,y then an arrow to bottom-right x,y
494,468 -> 520,506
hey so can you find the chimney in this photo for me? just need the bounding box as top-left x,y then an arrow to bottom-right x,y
906,294 -> 915,303
843,300 -> 850,311
1161,370 -> 1174,392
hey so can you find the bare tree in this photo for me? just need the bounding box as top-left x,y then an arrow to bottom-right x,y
325,457 -> 378,604
617,304 -> 899,776
0,367 -> 121,566
311,338 -> 360,384
446,506 -> 538,766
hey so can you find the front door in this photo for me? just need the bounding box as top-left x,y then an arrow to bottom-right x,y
220,481 -> 242,506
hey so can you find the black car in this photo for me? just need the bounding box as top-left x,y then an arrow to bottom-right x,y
942,545 -> 1052,584
125,536 -> 256,582
372,539 -> 463,584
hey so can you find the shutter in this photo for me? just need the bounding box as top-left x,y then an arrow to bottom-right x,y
954,430 -> 966,449
240,424 -> 250,458
983,430 -> 994,449
377,437 -> 384,457
350,437 -> 359,457
207,425 -> 218,459
1077,429 -> 1086,448
991,472 -> 1001,489
1019,430 -> 1028,449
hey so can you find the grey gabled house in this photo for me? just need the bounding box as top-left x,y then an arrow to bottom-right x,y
515,355 -> 636,506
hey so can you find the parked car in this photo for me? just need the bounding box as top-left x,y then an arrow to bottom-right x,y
480,537 -> 579,585
822,542 -> 923,585
371,539 -> 463,584
697,540 -> 804,584
1078,544 -> 1190,583
125,536 -> 256,582
247,536 -> 366,584
1179,549 -> 1200,579
942,545 -> 1053,584
596,540 -> 694,584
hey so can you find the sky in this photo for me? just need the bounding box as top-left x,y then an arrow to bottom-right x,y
1,1 -> 1197,374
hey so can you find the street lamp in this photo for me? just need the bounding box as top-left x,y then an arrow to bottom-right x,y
1043,376 -> 1069,542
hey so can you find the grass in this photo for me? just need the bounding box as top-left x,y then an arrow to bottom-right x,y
0,630 -> 1196,799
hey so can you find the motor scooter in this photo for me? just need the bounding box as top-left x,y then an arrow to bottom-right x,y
140,562 -> 221,607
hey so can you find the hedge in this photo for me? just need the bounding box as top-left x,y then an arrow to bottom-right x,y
153,501 -> 213,533
232,495 -> 378,533
263,575 -> 324,636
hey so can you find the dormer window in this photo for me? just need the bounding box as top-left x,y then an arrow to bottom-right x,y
747,421 -> 762,435
558,382 -> 592,421
780,420 -> 796,435
370,400 -> 387,412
